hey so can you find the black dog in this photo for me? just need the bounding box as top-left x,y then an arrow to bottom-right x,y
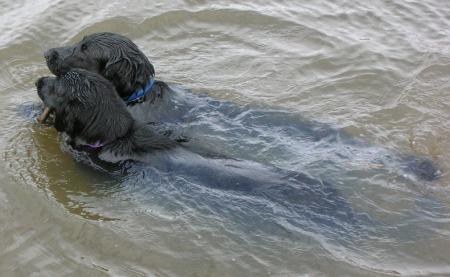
44,32 -> 163,103
35,68 -> 179,162
43,32 -> 440,181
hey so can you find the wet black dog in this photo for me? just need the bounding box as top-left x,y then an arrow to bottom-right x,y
35,68 -> 179,162
44,32 -> 165,103
43,32 -> 440,181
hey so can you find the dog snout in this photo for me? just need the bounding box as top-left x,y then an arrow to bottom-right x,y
44,49 -> 58,62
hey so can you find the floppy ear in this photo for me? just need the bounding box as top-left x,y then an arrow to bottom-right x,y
101,48 -> 155,98
54,106 -> 75,136
102,56 -> 133,94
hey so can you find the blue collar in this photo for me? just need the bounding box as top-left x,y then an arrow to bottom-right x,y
126,78 -> 155,104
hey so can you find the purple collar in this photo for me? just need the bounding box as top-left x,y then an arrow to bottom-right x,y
86,140 -> 105,149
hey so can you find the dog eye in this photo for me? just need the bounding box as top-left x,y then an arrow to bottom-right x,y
81,44 -> 88,52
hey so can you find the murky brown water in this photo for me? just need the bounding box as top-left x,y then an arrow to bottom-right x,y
1,0 -> 450,276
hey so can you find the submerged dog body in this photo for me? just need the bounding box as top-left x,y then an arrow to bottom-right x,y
35,69 -> 369,237
36,69 -> 177,161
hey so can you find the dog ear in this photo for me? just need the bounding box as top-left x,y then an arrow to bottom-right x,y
102,56 -> 132,93
54,106 -> 76,137
102,48 -> 155,98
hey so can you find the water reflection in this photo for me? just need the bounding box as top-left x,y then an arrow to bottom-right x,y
6,121 -> 119,221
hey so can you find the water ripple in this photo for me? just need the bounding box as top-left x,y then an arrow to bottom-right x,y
1,0 -> 450,275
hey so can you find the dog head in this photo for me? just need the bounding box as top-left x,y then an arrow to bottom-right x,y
35,75 -> 63,110
44,32 -> 155,99
35,68 -> 134,142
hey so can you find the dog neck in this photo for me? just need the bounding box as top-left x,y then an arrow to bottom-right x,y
125,78 -> 155,105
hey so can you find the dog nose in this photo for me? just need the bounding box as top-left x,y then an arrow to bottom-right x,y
44,49 -> 58,61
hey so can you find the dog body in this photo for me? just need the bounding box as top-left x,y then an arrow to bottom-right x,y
43,32 -> 440,181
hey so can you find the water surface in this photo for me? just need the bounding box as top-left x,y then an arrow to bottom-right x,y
1,0 -> 450,276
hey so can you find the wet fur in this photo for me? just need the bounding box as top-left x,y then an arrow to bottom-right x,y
45,32 -> 155,100
35,69 -> 177,161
